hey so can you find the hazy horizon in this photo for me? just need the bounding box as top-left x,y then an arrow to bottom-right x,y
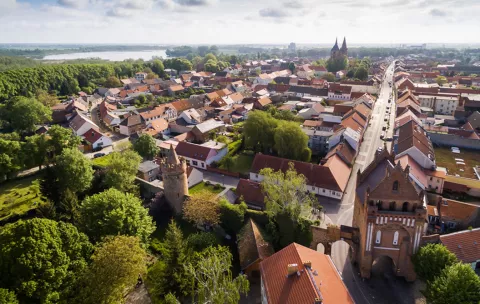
1,0 -> 479,45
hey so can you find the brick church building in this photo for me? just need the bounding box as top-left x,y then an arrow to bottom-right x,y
353,149 -> 427,281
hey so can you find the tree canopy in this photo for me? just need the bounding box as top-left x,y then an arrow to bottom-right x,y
424,263 -> 480,304
103,150 -> 142,192
0,97 -> 51,132
104,76 -> 122,88
133,134 -> 159,160
0,218 -> 92,303
185,246 -> 249,304
55,147 -> 94,194
78,188 -> 155,245
354,66 -> 368,81
0,289 -> 19,304
412,243 -> 458,282
243,111 -> 278,153
274,120 -> 311,161
183,192 -> 221,227
76,236 -> 147,304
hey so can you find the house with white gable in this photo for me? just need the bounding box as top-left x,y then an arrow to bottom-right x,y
69,111 -> 99,136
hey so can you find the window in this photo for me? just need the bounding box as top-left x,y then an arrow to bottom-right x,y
392,181 -> 399,191
389,201 -> 396,211
201,163 -> 205,168
393,231 -> 399,245
323,189 -> 325,193
192,160 -> 198,166
430,177 -> 433,181
402,202 -> 409,212
375,230 -> 382,244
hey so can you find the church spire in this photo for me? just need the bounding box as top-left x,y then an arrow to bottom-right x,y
332,37 -> 339,51
341,37 -> 347,51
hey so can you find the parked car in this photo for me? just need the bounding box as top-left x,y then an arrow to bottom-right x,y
382,126 -> 387,131
93,153 -> 106,158
386,137 -> 393,141
380,132 -> 385,139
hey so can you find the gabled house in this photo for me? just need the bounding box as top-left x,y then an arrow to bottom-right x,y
191,119 -> 226,143
139,105 -> 177,123
297,103 -> 325,119
250,153 -> 350,199
179,108 -> 203,125
82,128 -> 112,150
253,97 -> 273,110
175,141 -> 228,169
143,118 -> 170,137
394,120 -> 435,170
69,111 -> 99,136
328,127 -> 361,152
168,85 -> 185,96
137,160 -> 160,182
328,84 -> 352,101
235,179 -> 265,210
119,114 -> 144,136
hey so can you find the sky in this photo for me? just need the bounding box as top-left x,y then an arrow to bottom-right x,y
0,0 -> 479,45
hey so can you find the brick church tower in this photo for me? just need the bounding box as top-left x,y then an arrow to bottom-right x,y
353,149 -> 427,282
160,145 -> 189,214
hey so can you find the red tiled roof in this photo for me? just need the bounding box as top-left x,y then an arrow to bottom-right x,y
236,179 -> 265,209
83,128 -> 104,144
251,154 -> 350,192
328,83 -> 352,94
260,243 -> 354,304
396,121 -> 434,160
440,228 -> 480,263
438,199 -> 480,224
175,141 -> 212,161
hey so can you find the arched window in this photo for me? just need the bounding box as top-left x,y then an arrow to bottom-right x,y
402,202 -> 409,212
393,231 -> 399,245
389,201 -> 396,211
392,181 -> 399,191
375,230 -> 382,244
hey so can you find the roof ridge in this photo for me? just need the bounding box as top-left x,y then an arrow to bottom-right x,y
292,243 -> 321,299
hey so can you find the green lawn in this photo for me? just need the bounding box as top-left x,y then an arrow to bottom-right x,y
220,153 -> 254,174
91,153 -> 114,167
434,147 -> 480,179
189,181 -> 225,196
0,176 -> 46,222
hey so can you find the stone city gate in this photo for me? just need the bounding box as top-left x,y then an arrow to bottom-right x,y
310,225 -> 360,257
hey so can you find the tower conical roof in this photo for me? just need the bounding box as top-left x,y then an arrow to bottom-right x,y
331,37 -> 339,51
341,37 -> 347,50
167,144 -> 180,164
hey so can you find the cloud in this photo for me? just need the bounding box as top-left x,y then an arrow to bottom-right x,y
429,8 -> 447,16
259,8 -> 289,18
382,0 -> 408,6
57,0 -> 89,8
173,0 -> 211,6
106,7 -> 135,17
284,0 -> 303,9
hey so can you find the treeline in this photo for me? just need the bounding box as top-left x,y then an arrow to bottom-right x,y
0,61 -> 151,101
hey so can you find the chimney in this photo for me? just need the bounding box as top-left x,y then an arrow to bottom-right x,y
314,298 -> 323,304
303,260 -> 312,268
287,263 -> 298,276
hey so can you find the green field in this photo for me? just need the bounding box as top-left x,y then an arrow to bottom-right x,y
434,147 -> 480,179
189,181 -> 225,196
0,176 -> 46,222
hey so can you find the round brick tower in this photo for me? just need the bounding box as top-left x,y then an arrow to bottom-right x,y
160,144 -> 189,214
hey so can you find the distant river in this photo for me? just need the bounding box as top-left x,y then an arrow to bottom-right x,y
42,50 -> 169,61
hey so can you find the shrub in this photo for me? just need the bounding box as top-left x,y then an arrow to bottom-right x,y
205,180 -> 211,186
227,140 -> 242,156
186,232 -> 219,252
213,184 -> 222,190
245,209 -> 269,227
219,200 -> 247,234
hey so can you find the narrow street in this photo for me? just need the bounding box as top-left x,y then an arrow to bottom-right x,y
324,62 -> 397,304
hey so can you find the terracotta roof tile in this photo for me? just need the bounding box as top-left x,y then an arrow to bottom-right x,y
83,128 -> 104,144
440,228 -> 480,263
260,243 -> 354,304
236,179 -> 265,209
175,141 -> 213,161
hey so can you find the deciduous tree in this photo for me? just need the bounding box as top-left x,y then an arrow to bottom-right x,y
354,66 -> 368,81
76,236 -> 147,304
183,192 -> 220,227
133,133 -> 159,160
104,150 -> 142,192
55,148 -> 94,193
274,121 -> 311,161
260,162 -> 316,218
0,218 -> 92,303
412,243 -> 458,282
185,246 -> 249,304
425,263 -> 480,304
0,289 -> 18,304
104,76 -> 122,88
219,199 -> 247,234
243,111 -> 278,153
47,125 -> 82,158
78,188 -> 155,244
23,134 -> 49,169
2,97 -> 52,132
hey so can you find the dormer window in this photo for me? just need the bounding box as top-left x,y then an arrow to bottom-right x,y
392,181 -> 399,191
